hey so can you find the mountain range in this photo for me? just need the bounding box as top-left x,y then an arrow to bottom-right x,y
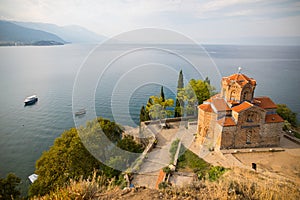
0,20 -> 106,46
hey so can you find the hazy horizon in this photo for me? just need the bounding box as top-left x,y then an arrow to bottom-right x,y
1,0 -> 300,45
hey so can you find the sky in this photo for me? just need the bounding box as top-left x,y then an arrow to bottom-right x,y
1,0 -> 300,44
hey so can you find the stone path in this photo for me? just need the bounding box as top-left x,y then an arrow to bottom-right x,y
132,172 -> 158,188
132,124 -> 174,188
132,122 -> 196,188
169,173 -> 194,187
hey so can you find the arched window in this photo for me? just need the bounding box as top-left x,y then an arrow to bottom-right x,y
246,129 -> 252,144
242,85 -> 253,101
230,90 -> 236,100
242,91 -> 249,101
246,113 -> 253,122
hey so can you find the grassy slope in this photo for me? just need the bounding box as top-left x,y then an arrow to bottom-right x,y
34,168 -> 300,200
177,148 -> 210,173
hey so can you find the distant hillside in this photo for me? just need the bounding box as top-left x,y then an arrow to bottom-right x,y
14,21 -> 106,43
0,20 -> 65,46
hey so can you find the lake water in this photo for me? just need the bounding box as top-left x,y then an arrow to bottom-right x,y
0,44 -> 299,192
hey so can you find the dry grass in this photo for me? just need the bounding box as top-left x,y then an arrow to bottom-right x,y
166,167 -> 300,200
33,168 -> 300,200
221,168 -> 299,199
33,172 -> 117,200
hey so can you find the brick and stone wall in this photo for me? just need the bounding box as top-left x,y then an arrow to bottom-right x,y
261,122 -> 282,147
218,125 -> 236,149
197,73 -> 283,150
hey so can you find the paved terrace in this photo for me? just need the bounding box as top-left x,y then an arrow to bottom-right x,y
131,120 -> 300,187
131,119 -> 246,187
132,120 -> 197,188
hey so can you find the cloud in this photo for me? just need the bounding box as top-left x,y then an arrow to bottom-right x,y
193,0 -> 300,20
199,0 -> 256,12
0,0 -> 299,40
1,0 -> 299,23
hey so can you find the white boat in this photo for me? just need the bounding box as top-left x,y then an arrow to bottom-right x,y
24,95 -> 38,105
28,174 -> 38,183
75,108 -> 86,116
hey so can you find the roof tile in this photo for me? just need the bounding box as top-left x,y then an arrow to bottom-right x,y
253,97 -> 277,109
218,117 -> 236,127
265,114 -> 284,123
199,104 -> 213,112
223,73 -> 256,87
232,101 -> 253,113
212,98 -> 231,111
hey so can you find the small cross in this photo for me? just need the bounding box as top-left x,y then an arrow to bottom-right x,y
238,67 -> 242,74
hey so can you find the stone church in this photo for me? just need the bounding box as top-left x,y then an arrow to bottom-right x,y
197,72 -> 284,150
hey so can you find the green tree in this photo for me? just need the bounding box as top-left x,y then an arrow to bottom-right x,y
146,97 -> 153,107
147,95 -> 174,120
283,120 -> 292,131
177,79 -> 210,116
29,118 -> 123,197
277,104 -> 298,127
139,105 -> 147,122
177,70 -> 184,89
175,70 -> 184,117
204,77 -> 210,85
96,117 -> 123,143
140,98 -> 153,123
174,98 -> 183,118
107,135 -> 145,174
145,98 -> 153,118
29,128 -> 106,197
117,135 -> 144,153
189,79 -> 210,105
204,77 -> 217,97
181,82 -> 198,116
160,86 -> 165,102
0,173 -> 21,200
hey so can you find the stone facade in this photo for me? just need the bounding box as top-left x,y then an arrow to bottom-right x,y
197,73 -> 284,150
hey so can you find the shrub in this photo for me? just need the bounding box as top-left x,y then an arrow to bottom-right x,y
158,181 -> 169,190
29,118 -> 128,197
277,104 -> 298,127
169,139 -> 180,163
163,166 -> 172,174
0,173 -> 21,200
208,166 -> 226,181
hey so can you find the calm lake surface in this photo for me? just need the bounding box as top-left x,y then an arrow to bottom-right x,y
0,44 -> 299,191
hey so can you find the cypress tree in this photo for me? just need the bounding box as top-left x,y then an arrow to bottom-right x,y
140,105 -> 146,122
177,70 -> 184,89
204,76 -> 210,85
145,98 -> 153,120
160,86 -> 165,102
174,98 -> 182,117
175,70 -> 184,117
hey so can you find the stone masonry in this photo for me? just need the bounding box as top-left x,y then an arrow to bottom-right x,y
197,72 -> 284,150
